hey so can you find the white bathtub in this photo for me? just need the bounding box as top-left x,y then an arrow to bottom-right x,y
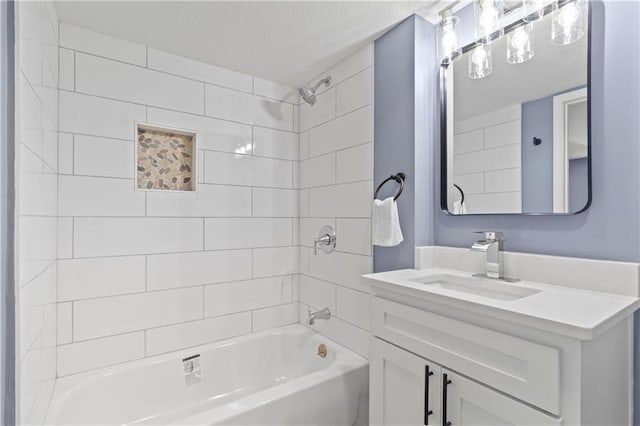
45,324 -> 369,425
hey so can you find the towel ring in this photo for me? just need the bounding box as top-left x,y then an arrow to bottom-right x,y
374,173 -> 405,201
453,184 -> 465,204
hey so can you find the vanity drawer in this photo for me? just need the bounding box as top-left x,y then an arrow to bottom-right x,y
371,297 -> 560,415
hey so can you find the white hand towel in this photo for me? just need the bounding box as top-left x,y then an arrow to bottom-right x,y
373,197 -> 404,247
453,200 -> 467,215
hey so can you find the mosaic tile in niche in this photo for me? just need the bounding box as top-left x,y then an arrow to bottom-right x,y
136,126 -> 195,191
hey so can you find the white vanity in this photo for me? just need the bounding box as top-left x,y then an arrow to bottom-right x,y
364,247 -> 640,426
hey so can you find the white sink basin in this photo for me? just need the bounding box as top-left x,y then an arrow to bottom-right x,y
410,274 -> 540,301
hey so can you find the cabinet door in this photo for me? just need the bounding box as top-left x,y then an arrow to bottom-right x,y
370,338 -> 441,426
442,369 -> 562,426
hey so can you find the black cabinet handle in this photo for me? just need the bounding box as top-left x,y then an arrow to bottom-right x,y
443,373 -> 452,426
424,365 -> 434,425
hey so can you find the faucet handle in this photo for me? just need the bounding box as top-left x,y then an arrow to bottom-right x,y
474,231 -> 504,241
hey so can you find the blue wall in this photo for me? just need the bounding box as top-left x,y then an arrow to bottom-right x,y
521,96 -> 554,213
374,1 -> 640,423
373,15 -> 436,272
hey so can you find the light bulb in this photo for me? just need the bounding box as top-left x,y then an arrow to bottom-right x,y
474,0 -> 504,43
438,11 -> 462,64
552,0 -> 585,45
522,0 -> 557,22
468,44 -> 493,79
507,24 -> 534,64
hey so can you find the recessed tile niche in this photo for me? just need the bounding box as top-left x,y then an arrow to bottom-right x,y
135,123 -> 197,192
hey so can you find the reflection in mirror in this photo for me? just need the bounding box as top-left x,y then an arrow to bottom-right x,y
442,1 -> 590,215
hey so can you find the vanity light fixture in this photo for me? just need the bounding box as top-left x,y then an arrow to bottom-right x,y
474,0 -> 504,43
468,43 -> 493,79
437,9 -> 462,64
506,23 -> 535,63
522,0 -> 558,22
552,0 -> 585,45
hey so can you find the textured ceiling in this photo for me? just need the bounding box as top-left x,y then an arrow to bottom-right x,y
54,1 -> 456,87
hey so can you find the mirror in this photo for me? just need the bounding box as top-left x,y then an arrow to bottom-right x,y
441,2 -> 590,215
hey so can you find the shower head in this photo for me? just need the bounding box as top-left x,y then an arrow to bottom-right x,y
299,76 -> 332,105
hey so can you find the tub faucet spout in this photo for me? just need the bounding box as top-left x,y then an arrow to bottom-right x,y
307,308 -> 331,325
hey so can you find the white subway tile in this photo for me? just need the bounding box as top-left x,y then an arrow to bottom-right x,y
299,189 -> 309,217
336,218 -> 371,256
19,169 -> 57,216
204,276 -> 293,317
252,188 -> 297,217
308,250 -> 372,293
300,303 -> 369,357
60,23 -> 146,66
336,69 -> 371,116
336,287 -> 370,330
292,274 -> 300,302
252,303 -> 298,332
73,287 -> 203,340
19,217 -> 57,286
148,48 -> 253,92
58,217 -> 73,259
452,172 -> 485,195
203,151 -> 292,188
309,181 -> 372,218
58,256 -> 146,301
57,302 -> 72,345
147,184 -> 251,217
59,175 -> 144,217
59,48 -> 74,91
20,144 -> 43,174
74,217 -> 203,257
454,144 -> 521,175
299,88 -> 335,132
253,247 -> 297,278
299,131 -> 309,161
57,332 -> 145,376
300,218 -> 336,248
253,78 -> 298,103
300,153 -> 335,188
465,191 -> 522,214
204,218 -> 292,250
484,119 -> 521,148
58,133 -> 73,174
323,44 -> 373,86
19,264 -> 56,357
205,84 -> 293,131
336,143 -> 371,183
59,91 -> 145,140
455,104 -> 521,134
73,135 -> 134,178
309,106 -> 371,157
147,107 -> 252,154
485,168 -> 522,193
147,250 -> 252,290
75,53 -> 204,114
454,129 -> 484,154
146,312 -> 251,356
293,105 -> 300,133
252,127 -> 298,161
299,275 -> 336,312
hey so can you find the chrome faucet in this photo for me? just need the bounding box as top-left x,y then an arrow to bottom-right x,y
470,231 -> 504,279
307,308 -> 331,325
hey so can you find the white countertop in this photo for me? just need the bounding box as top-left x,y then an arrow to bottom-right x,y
363,268 -> 640,340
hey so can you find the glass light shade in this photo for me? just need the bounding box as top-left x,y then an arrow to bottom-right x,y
507,24 -> 535,64
522,0 -> 558,22
552,0 -> 585,45
438,13 -> 462,64
474,0 -> 504,43
468,44 -> 493,79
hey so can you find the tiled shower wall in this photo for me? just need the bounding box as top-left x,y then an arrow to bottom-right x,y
16,1 -> 59,423
298,45 -> 374,357
56,23 -> 299,377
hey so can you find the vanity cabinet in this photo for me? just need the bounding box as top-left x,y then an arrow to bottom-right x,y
369,295 -> 634,426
